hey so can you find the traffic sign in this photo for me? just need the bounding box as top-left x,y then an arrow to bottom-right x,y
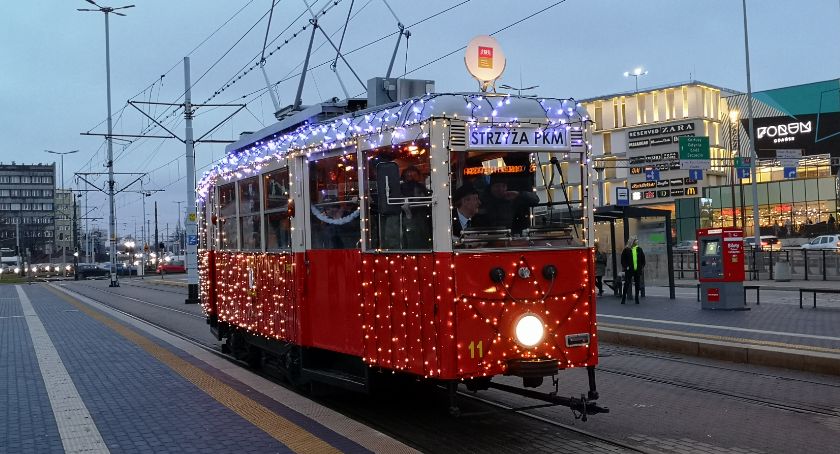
616,187 -> 629,206
689,169 -> 703,180
777,149 -> 802,168
784,167 -> 797,179
737,167 -> 751,179
644,168 -> 660,181
734,157 -> 751,168
679,136 -> 710,170
187,235 -> 199,246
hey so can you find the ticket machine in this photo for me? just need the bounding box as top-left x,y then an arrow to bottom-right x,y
697,227 -> 745,310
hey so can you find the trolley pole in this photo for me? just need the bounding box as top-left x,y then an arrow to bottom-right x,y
184,57 -> 199,305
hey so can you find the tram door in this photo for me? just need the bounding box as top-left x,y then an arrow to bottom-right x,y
303,151 -> 364,354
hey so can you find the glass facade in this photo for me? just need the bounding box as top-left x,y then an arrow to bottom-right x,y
703,175 -> 838,237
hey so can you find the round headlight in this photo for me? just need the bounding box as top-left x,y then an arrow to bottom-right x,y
514,313 -> 545,347
14,267 -> 20,273
54,266 -> 60,272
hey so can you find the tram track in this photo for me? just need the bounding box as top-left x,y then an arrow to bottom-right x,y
598,366 -> 840,419
602,344 -> 840,390
48,281 -> 647,453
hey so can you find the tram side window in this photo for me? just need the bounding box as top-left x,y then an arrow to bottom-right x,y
309,152 -> 361,249
238,176 -> 261,250
218,183 -> 237,249
263,169 -> 291,250
365,140 -> 432,250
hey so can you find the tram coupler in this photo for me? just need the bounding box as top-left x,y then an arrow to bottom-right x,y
489,381 -> 609,418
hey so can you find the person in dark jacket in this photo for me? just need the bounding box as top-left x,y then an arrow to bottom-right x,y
620,236 -> 646,304
594,241 -> 608,296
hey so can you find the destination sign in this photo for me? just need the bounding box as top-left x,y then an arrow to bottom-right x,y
468,126 -> 569,149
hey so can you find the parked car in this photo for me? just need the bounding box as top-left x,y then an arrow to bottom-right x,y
99,263 -> 138,276
674,240 -> 698,252
77,264 -> 110,279
157,260 -> 186,274
744,235 -> 781,251
800,234 -> 840,250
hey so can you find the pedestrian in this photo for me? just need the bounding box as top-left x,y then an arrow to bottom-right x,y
829,214 -> 836,233
594,241 -> 607,297
620,236 -> 645,304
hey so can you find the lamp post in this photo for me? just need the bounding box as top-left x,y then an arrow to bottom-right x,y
623,67 -> 648,93
44,150 -> 79,190
78,1 -> 134,288
741,0 -> 761,246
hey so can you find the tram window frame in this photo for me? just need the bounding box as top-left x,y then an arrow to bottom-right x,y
308,150 -> 361,250
218,182 -> 238,250
238,176 -> 262,250
363,139 -> 433,251
263,168 -> 291,251
449,149 -> 585,250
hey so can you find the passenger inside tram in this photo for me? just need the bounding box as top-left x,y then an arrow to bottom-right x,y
479,172 -> 539,234
312,195 -> 360,249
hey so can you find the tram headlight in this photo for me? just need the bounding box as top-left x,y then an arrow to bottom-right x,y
514,313 -> 544,348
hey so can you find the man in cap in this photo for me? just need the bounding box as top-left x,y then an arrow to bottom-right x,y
452,184 -> 480,238
480,172 -> 539,234
620,236 -> 646,304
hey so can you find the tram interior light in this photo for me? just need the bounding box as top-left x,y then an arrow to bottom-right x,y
515,314 -> 545,347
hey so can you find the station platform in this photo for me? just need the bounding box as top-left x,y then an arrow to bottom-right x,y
0,283 -> 417,453
597,282 -> 840,376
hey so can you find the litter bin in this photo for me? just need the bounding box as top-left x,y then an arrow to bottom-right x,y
774,259 -> 792,282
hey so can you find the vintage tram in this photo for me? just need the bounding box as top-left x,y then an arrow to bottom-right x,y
197,92 -> 607,417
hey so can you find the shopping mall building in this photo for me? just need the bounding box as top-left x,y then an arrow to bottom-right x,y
582,78 -> 840,241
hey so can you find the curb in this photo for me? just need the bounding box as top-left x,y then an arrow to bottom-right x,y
599,326 -> 840,377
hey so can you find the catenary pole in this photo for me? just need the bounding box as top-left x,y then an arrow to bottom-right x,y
184,57 -> 199,304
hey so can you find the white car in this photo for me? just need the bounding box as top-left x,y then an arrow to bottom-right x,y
800,234 -> 840,250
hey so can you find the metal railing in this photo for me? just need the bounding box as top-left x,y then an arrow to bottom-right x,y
671,249 -> 840,282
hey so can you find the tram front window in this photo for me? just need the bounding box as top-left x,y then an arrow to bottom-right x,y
450,149 -> 585,249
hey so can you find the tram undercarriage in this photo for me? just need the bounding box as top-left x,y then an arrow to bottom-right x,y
213,320 -> 608,419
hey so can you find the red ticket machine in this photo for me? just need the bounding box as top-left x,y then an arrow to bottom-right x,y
697,227 -> 746,310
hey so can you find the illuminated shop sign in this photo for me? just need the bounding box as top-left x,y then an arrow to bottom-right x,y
757,121 -> 811,142
628,122 -> 695,139
745,113 -> 840,158
630,181 -> 657,190
468,126 -> 569,149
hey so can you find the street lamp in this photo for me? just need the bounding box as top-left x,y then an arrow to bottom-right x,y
623,67 -> 648,93
44,150 -> 79,190
78,0 -> 134,288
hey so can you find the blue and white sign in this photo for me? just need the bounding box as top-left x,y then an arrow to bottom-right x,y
784,167 -> 797,179
187,235 -> 199,246
616,187 -> 630,206
689,169 -> 704,180
736,167 -> 751,179
644,168 -> 660,181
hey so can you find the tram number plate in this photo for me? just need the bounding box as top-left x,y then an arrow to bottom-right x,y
565,333 -> 590,347
468,340 -> 484,358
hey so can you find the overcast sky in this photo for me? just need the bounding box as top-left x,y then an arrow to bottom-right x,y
2,0 -> 839,238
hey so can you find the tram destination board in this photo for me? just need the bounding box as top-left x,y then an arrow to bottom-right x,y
679,136 -> 710,170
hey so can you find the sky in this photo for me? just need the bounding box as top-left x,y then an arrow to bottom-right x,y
2,0 -> 839,239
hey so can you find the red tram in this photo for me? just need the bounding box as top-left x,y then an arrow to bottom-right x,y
197,93 -> 607,416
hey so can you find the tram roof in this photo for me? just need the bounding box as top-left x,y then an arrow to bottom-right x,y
198,93 -> 590,199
